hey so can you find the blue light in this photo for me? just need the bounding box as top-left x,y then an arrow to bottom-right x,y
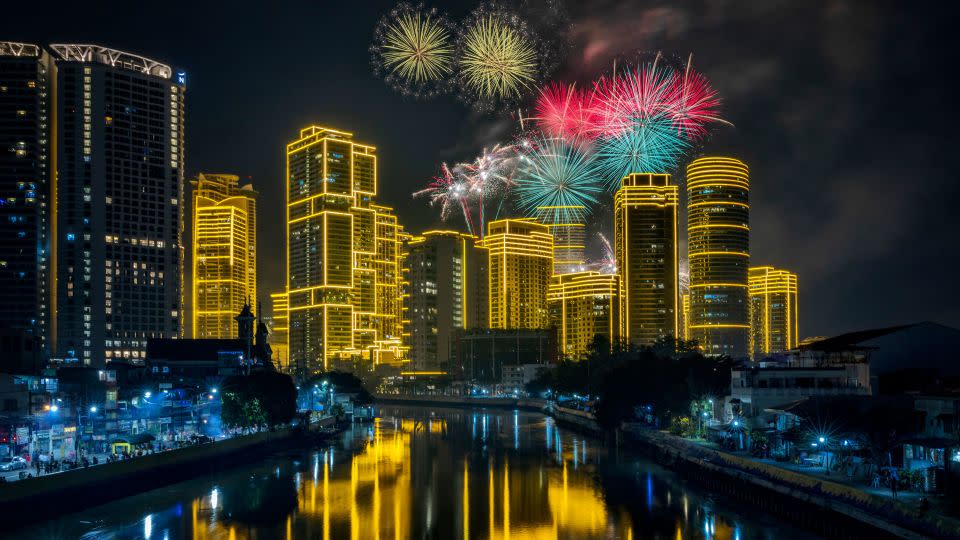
66,233 -> 75,241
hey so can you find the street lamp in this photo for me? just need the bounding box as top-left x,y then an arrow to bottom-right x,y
89,406 -> 97,413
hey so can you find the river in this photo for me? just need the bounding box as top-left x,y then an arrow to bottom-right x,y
11,406 -> 818,539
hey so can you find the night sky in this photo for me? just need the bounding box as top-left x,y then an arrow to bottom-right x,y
3,0 -> 954,338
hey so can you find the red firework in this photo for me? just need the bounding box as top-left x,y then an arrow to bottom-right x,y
533,82 -> 600,141
662,56 -> 726,140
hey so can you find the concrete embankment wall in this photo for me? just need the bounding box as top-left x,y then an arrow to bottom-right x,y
630,429 -> 955,540
2,427 -> 302,526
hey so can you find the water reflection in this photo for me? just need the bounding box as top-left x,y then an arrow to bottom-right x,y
16,407 -> 812,539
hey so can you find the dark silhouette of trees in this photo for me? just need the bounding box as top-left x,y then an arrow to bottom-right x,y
221,370 -> 297,429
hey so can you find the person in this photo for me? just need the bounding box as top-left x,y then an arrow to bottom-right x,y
34,456 -> 40,476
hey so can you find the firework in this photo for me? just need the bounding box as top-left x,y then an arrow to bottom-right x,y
594,113 -> 690,189
664,55 -> 728,140
414,163 -> 477,234
593,232 -> 617,274
371,3 -> 455,98
458,6 -> 539,106
533,82 -> 599,141
591,60 -> 675,138
514,135 -> 603,224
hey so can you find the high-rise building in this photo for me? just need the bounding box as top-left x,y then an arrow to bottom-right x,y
535,206 -> 585,274
681,293 -> 690,342
749,266 -> 799,359
483,218 -> 553,330
405,230 -> 489,372
614,173 -> 679,346
686,157 -> 750,358
268,291 -> 289,373
285,125 -> 405,373
50,44 -> 185,366
190,173 -> 256,339
0,42 -> 53,355
368,203 -> 406,365
548,271 -> 619,360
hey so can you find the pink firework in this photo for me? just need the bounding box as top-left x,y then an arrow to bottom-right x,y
591,60 -> 676,137
663,55 -> 728,140
533,82 -> 600,141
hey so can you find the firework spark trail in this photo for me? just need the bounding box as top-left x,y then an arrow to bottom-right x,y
594,232 -> 618,274
413,163 -> 477,235
663,54 -> 729,140
371,3 -> 455,98
458,6 -> 539,105
514,135 -> 603,224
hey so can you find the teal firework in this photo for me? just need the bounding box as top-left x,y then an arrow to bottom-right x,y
514,136 -> 603,224
595,113 -> 689,190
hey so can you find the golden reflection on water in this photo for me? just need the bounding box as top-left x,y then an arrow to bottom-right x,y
177,412 -> 750,540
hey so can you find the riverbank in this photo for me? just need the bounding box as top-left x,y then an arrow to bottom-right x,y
0,424 -> 334,527
628,426 -> 960,539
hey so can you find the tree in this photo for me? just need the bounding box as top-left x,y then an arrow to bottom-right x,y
306,371 -> 374,404
221,371 -> 297,430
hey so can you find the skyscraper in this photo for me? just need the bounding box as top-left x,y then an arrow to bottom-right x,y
548,271 -> 619,360
535,206 -> 586,274
405,230 -> 489,371
0,42 -> 53,353
686,157 -> 750,358
191,173 -> 257,339
749,266 -> 799,359
614,173 -> 679,346
268,291 -> 289,373
51,44 -> 185,366
483,218 -> 553,330
285,125 -> 405,373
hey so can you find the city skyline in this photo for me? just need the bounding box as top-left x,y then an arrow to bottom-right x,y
0,1 -> 952,340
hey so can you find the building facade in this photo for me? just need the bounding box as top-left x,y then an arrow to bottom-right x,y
452,328 -> 557,384
548,271 -> 619,360
191,173 -> 256,339
0,42 -> 53,355
405,230 -> 488,372
748,265 -> 798,359
535,205 -> 586,274
686,157 -> 751,358
285,126 -> 406,374
613,173 -> 679,346
483,218 -> 553,330
268,291 -> 289,373
50,44 -> 185,366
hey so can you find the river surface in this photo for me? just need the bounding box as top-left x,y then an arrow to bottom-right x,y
11,406 -> 818,539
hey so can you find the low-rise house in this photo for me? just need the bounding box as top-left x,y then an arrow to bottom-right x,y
729,358 -> 871,423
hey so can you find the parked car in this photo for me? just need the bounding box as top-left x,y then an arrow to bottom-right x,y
0,456 -> 28,471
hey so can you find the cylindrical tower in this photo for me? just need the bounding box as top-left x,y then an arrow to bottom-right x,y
686,157 -> 750,357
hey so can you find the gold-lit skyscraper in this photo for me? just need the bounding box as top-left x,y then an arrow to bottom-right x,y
686,157 -> 750,357
483,218 -> 553,329
614,173 -> 679,346
286,125 -> 405,373
548,271 -> 619,360
269,291 -> 289,372
749,266 -> 799,359
535,206 -> 586,274
191,173 -> 257,338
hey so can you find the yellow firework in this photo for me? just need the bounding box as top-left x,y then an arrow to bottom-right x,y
460,14 -> 538,100
381,10 -> 454,84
